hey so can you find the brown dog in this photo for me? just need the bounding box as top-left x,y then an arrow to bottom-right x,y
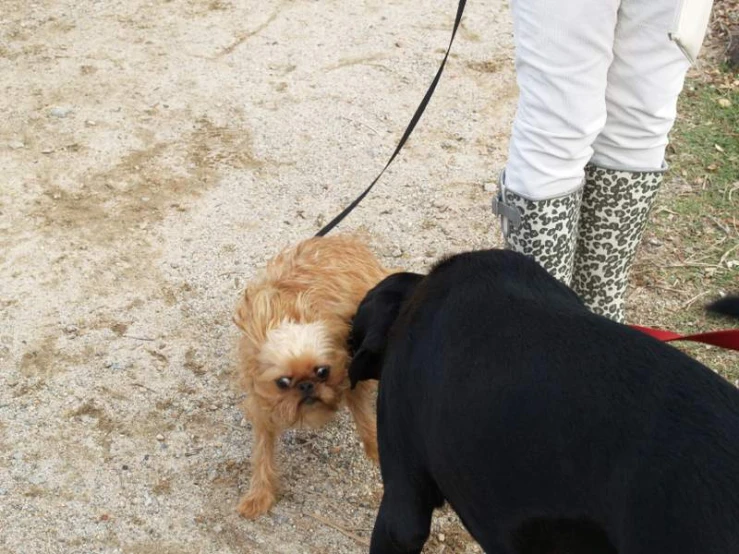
233,234 -> 389,518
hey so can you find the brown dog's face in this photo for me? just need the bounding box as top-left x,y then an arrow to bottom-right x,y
253,320 -> 349,429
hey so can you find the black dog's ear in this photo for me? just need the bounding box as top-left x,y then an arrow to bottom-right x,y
349,272 -> 424,388
348,346 -> 383,388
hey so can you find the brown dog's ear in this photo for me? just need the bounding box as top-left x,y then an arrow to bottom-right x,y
348,272 -> 424,388
233,289 -> 250,332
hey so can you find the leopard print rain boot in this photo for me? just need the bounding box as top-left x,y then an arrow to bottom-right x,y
492,172 -> 583,284
572,164 -> 664,322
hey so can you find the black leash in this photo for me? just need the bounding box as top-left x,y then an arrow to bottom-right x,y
315,0 -> 468,237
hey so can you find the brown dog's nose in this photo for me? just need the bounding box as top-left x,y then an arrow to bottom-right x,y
297,381 -> 314,396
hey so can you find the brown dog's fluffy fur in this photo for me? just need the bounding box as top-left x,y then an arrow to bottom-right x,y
233,234 -> 390,518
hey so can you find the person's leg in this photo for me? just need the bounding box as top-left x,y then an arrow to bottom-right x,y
591,0 -> 691,171
495,0 -> 619,283
572,0 -> 694,321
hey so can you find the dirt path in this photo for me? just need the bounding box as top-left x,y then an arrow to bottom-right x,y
0,1 -> 515,552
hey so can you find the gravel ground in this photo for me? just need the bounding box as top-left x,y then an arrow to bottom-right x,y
0,1 -> 515,552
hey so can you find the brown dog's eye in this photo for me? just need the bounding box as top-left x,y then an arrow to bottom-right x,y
315,366 -> 330,380
276,377 -> 291,390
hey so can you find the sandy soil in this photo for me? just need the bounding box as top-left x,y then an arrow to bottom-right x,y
0,1 -> 515,552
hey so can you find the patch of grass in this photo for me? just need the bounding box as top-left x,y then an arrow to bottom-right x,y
636,70 -> 738,381
670,80 -> 739,188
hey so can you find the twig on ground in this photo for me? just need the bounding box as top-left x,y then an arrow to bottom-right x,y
718,242 -> 739,266
216,9 -> 278,57
682,290 -> 711,309
645,284 -> 688,295
707,215 -> 731,235
306,513 -> 370,547
727,184 -> 738,203
654,207 -> 680,216
131,382 -> 158,394
122,335 -> 156,341
339,116 -> 380,136
684,238 -> 728,264
665,262 -> 722,269
719,20 -> 732,57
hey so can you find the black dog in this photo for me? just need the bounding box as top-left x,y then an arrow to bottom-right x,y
348,249 -> 739,554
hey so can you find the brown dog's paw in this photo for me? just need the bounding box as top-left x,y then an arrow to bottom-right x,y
237,489 -> 276,519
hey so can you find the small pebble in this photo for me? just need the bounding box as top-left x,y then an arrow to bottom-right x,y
122,464 -> 129,470
41,147 -> 54,154
85,120 -> 97,127
156,434 -> 165,441
49,107 -> 73,118
438,533 -> 446,542
8,140 -> 24,150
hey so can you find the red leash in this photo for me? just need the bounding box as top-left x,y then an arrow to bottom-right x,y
631,325 -> 739,352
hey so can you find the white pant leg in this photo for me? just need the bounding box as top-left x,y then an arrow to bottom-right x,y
506,0 -> 620,200
590,0 -> 692,170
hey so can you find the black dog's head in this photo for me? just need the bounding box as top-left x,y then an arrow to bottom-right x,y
348,272 -> 424,388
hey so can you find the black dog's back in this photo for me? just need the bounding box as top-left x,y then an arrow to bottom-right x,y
381,250 -> 739,553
